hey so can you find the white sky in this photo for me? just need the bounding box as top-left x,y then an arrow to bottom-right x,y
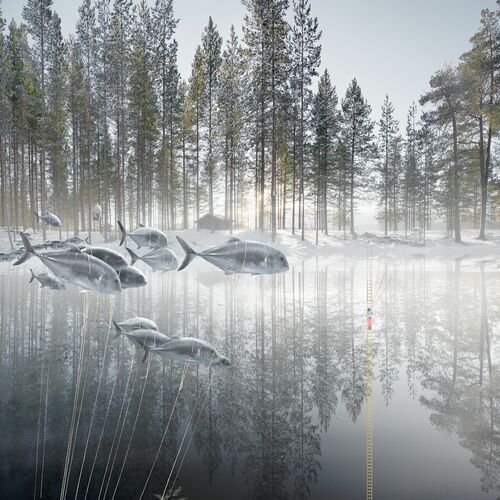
3,0 -> 497,129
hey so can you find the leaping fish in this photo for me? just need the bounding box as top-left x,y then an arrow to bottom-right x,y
34,211 -> 62,227
149,337 -> 231,367
114,317 -> 159,333
117,220 -> 168,249
14,232 -> 121,294
29,268 -> 65,290
176,236 -> 289,275
113,322 -> 170,362
126,247 -> 178,272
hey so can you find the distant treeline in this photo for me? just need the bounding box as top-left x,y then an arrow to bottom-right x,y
0,0 -> 499,242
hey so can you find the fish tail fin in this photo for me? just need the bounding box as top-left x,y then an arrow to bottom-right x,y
176,236 -> 198,271
117,220 -> 126,246
126,248 -> 139,265
13,232 -> 36,266
112,320 -> 124,339
29,268 -> 36,283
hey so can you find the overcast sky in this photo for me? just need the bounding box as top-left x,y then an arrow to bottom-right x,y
2,0 -> 497,129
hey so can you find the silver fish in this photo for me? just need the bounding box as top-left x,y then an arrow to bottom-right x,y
92,205 -> 102,221
113,323 -> 170,362
117,266 -> 147,289
114,317 -> 159,333
176,236 -> 289,275
126,247 -> 178,272
117,220 -> 168,249
82,246 -> 129,271
150,337 -> 231,367
65,235 -> 90,245
29,268 -> 65,290
35,211 -> 62,227
14,233 -> 121,294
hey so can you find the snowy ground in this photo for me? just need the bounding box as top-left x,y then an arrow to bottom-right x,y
1,225 -> 500,268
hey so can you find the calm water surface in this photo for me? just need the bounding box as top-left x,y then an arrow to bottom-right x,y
0,256 -> 498,500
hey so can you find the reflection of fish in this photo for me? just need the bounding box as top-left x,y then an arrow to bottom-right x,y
150,337 -> 231,367
113,322 -> 170,362
34,211 -> 62,227
82,246 -> 129,271
126,247 -> 178,272
14,233 -> 121,294
176,236 -> 289,275
29,268 -> 65,290
114,317 -> 159,333
117,220 -> 168,249
117,266 -> 147,288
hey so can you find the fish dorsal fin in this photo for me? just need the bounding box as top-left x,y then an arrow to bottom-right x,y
227,237 -> 241,243
68,244 -> 82,253
138,223 -> 145,227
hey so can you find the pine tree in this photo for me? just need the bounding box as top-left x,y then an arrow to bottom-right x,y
129,0 -> 157,226
290,0 -> 321,241
76,0 -> 96,238
341,78 -> 374,236
311,69 -> 339,243
420,66 -> 464,243
219,26 -> 246,233
23,0 -> 53,238
152,0 -> 177,229
110,0 -> 133,225
46,12 -> 68,225
0,4 -> 7,226
377,95 -> 398,235
187,45 -> 206,227
95,0 -> 114,238
460,8 -> 500,239
201,17 -> 222,220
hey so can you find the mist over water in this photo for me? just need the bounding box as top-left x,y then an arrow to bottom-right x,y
0,257 -> 498,500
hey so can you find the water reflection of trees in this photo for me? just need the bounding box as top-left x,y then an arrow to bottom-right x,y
0,259 -> 500,498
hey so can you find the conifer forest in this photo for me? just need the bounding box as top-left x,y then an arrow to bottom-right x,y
1,1 -> 500,500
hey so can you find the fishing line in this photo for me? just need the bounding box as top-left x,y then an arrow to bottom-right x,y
83,325 -> 124,500
110,355 -> 152,500
74,301 -> 115,499
99,349 -> 140,500
160,354 -> 217,499
96,348 -> 137,500
40,358 -> 50,497
33,326 -> 45,500
138,362 -> 188,500
170,373 -> 216,493
63,292 -> 101,499
162,369 -> 214,498
59,291 -> 91,500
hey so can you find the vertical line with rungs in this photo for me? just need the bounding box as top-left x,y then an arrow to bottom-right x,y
365,245 -> 374,500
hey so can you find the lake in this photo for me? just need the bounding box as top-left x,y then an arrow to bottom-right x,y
0,256 -> 498,500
